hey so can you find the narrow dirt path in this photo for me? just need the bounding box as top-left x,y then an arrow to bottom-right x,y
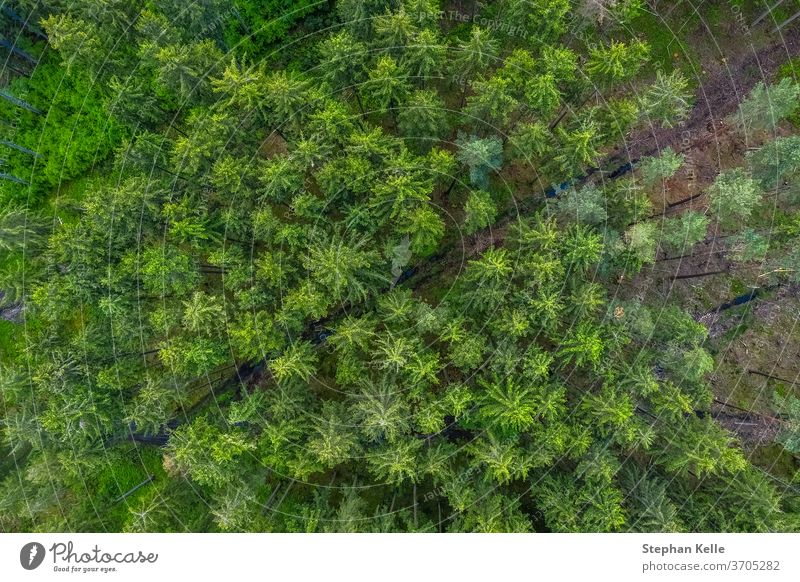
613,23 -> 800,176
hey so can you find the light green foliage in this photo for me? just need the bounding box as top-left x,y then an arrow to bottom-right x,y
660,211 -> 709,255
0,59 -> 122,202
398,90 -> 449,146
362,56 -> 412,112
586,39 -> 650,84
456,134 -> 503,189
0,0 -> 791,536
638,147 -> 685,186
463,189 -> 497,234
708,168 -> 762,225
554,184 -> 608,225
639,70 -> 693,128
737,78 -> 800,132
167,415 -> 256,488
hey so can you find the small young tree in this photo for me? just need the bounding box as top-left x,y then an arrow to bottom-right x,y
465,75 -> 518,129
397,90 -> 449,146
362,55 -> 412,113
508,0 -> 571,43
338,0 -> 401,37
303,231 -> 386,304
708,168 -> 762,225
728,228 -> 769,263
558,322 -> 605,370
562,224 -> 604,272
586,39 -> 649,85
262,70 -> 312,128
553,184 -> 608,226
317,30 -> 368,95
452,27 -> 499,83
639,70 -> 693,128
523,72 -> 561,119
624,222 -> 658,264
659,211 -> 709,256
638,147 -> 685,187
475,376 -> 540,436
554,121 -> 600,178
463,189 -> 498,234
456,134 -> 503,189
746,135 -> 800,191
508,121 -> 551,162
374,8 -> 418,54
736,78 -> 800,132
399,206 -> 445,256
773,391 -> 800,454
403,29 -> 445,81
167,415 -> 255,488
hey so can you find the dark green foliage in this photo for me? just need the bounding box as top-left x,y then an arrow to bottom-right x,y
0,0 -> 796,536
224,0 -> 324,54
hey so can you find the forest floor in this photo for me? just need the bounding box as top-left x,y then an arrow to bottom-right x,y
609,17 -> 800,479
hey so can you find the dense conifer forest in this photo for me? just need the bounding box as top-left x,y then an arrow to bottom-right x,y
2,0 -> 800,532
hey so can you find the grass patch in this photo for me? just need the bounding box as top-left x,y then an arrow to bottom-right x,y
629,7 -> 700,80
0,319 -> 20,361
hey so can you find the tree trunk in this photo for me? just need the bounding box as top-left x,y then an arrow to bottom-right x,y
712,398 -> 782,421
667,191 -> 705,208
443,176 -> 459,199
670,268 -> 728,281
113,475 -> 154,503
0,172 -> 28,185
1,139 -> 39,157
169,124 -> 188,138
0,38 -> 38,65
747,369 -> 800,386
153,163 -> 188,180
776,8 -> 800,30
413,482 -> 418,529
354,90 -> 366,117
549,106 -> 570,131
262,483 -> 282,513
549,89 -> 597,131
0,90 -> 41,114
752,0 -> 788,26
2,6 -> 49,40
6,62 -> 29,77
656,251 -> 703,263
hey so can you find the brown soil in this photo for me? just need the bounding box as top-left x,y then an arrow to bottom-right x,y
615,24 -> 800,166
712,409 -> 783,447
